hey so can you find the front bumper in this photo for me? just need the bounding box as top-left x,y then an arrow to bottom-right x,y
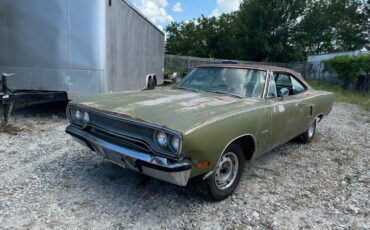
66,125 -> 192,186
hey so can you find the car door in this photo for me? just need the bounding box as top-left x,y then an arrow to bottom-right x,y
290,76 -> 311,131
266,72 -> 305,148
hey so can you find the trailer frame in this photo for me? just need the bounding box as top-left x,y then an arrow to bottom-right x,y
0,73 -> 68,128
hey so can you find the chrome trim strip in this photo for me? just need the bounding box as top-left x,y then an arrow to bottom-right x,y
262,70 -> 272,99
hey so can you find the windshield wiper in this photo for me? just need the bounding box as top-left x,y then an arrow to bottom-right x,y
204,90 -> 243,99
175,87 -> 199,92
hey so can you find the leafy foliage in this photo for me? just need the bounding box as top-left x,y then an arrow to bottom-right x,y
165,0 -> 369,62
236,0 -> 307,62
323,54 -> 370,87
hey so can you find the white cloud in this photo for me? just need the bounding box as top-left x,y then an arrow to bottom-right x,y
172,2 -> 183,13
211,0 -> 242,17
131,0 -> 173,24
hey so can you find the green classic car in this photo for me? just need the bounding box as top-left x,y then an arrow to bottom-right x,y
66,64 -> 334,200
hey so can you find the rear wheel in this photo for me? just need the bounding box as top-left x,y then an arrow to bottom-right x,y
206,143 -> 245,201
299,118 -> 317,143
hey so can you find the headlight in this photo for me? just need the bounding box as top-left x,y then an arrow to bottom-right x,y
156,131 -> 168,147
171,136 -> 180,151
83,111 -> 90,123
75,110 -> 82,121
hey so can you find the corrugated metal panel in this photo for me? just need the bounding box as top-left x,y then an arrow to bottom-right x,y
0,66 -> 108,98
0,0 -> 164,99
106,0 -> 164,92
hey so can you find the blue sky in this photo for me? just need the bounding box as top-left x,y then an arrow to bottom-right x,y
129,0 -> 243,30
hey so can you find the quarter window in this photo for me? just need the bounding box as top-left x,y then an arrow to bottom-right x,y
291,77 -> 306,95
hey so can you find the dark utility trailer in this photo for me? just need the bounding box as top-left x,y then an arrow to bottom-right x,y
0,0 -> 165,126
0,73 -> 67,125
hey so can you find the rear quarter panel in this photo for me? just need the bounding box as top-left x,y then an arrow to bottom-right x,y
304,90 -> 334,127
306,90 -> 334,115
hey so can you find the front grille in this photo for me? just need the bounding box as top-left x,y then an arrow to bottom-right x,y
88,112 -> 154,141
69,106 -> 181,160
89,127 -> 152,154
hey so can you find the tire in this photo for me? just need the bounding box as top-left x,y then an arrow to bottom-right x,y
206,143 -> 245,201
147,77 -> 155,90
299,118 -> 317,143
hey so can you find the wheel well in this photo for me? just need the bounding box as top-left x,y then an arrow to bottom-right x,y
231,135 -> 256,161
317,113 -> 324,122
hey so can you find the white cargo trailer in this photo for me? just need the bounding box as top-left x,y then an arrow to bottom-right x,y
0,0 -> 165,125
0,0 -> 164,98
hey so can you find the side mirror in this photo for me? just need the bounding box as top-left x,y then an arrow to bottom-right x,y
279,88 -> 289,101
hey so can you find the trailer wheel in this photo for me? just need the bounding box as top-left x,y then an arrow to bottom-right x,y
149,77 -> 156,90
153,76 -> 157,86
145,74 -> 156,90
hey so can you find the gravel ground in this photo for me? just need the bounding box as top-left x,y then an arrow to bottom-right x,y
0,102 -> 369,229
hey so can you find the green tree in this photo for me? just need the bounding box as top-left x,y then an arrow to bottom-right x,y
323,55 -> 361,88
330,0 -> 368,51
236,0 -> 307,62
293,1 -> 335,55
165,15 -> 238,59
364,0 -> 370,50
165,0 -> 369,62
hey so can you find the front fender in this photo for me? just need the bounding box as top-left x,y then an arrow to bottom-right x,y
181,106 -> 269,178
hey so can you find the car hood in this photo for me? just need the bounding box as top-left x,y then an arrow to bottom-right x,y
71,89 -> 264,134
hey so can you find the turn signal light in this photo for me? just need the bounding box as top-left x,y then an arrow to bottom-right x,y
197,162 -> 210,168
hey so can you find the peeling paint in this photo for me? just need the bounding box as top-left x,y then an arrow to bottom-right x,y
137,93 -> 200,106
178,96 -> 241,112
275,104 -> 286,113
70,89 -> 268,134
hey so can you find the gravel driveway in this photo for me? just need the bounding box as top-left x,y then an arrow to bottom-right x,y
0,102 -> 369,229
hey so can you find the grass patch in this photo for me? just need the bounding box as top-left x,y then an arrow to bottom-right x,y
307,80 -> 370,111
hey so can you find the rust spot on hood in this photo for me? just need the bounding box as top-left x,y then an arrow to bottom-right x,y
178,96 -> 258,112
137,93 -> 200,106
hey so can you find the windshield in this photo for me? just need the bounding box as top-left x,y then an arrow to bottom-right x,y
176,67 -> 267,98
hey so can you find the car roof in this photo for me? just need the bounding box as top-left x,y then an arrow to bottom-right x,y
196,63 -> 311,88
196,63 -> 299,75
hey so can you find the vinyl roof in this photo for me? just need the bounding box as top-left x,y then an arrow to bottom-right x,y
196,64 -> 302,76
196,63 -> 311,88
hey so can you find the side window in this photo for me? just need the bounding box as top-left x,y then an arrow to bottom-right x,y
276,74 -> 292,87
291,77 -> 306,94
275,73 -> 307,96
275,73 -> 292,96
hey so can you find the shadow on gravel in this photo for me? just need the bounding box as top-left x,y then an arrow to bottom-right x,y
53,139 -> 304,209
53,152 -> 208,210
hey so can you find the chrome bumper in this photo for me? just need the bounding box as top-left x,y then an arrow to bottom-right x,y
66,125 -> 192,186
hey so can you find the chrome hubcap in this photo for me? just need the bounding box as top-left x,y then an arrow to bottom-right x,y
215,152 -> 239,190
308,121 -> 316,138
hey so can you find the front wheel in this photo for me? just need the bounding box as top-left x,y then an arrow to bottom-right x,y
299,118 -> 317,143
206,143 -> 245,201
